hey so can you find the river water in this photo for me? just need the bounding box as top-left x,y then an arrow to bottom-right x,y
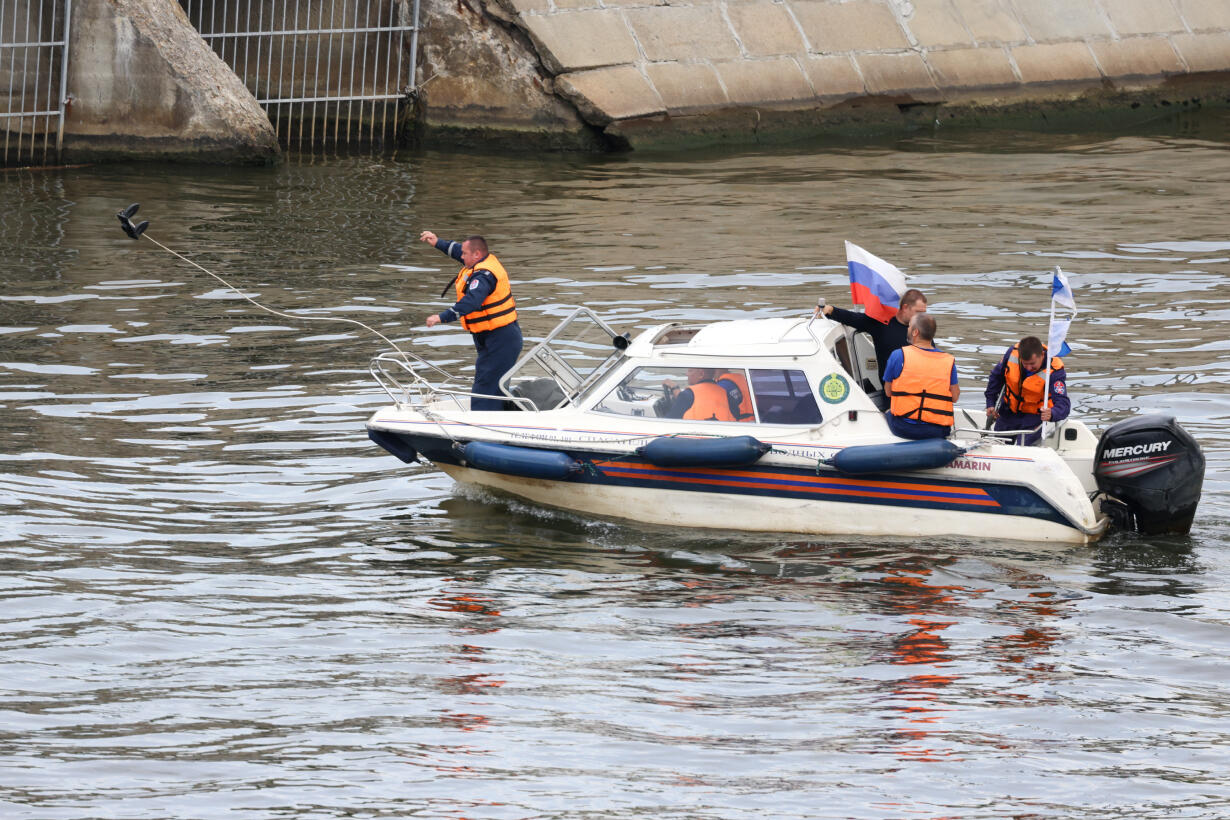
2,115 -> 1229,818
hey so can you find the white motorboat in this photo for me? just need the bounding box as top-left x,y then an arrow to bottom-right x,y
365,308 -> 1204,544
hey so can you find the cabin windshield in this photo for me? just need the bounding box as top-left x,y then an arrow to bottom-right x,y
593,365 -> 823,424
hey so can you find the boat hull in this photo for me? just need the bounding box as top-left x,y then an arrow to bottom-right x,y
436,462 -> 1098,544
373,425 -> 1103,544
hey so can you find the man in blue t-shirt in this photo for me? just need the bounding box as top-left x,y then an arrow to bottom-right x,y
881,314 -> 960,440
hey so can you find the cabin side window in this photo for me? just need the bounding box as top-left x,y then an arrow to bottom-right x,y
592,366 -> 754,422
748,369 -> 823,425
832,336 -> 855,378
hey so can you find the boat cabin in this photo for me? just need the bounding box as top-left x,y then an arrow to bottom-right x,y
498,309 -> 889,428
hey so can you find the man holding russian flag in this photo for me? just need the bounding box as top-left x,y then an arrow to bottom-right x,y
820,242 -> 928,381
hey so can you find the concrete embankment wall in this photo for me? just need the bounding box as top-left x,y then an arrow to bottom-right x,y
27,0 -> 1230,162
417,0 -> 1230,149
64,0 -> 278,163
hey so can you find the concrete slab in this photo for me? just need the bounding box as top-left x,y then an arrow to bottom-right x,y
556,65 -> 666,124
1099,0 -> 1186,36
949,0 -> 1027,44
855,52 -> 940,95
1175,0 -> 1230,31
1171,32 -> 1230,73
1012,42 -> 1102,83
493,0 -> 550,13
790,0 -> 911,53
626,6 -> 742,62
716,57 -> 816,104
1091,38 -> 1184,80
802,54 -> 867,99
646,62 -> 730,112
521,11 -> 642,73
905,0 -> 975,48
927,46 -> 1019,88
1013,0 -> 1114,42
728,2 -> 808,57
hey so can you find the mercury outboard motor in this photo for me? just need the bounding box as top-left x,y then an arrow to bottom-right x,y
1095,415 -> 1205,534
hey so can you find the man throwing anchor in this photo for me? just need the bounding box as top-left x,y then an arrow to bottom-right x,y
421,231 -> 523,411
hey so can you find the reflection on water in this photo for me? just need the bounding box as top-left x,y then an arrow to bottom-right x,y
1,114 -> 1229,818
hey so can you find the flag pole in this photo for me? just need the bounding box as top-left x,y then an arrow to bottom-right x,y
1040,266 -> 1058,442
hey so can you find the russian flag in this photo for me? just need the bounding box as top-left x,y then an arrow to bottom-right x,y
845,241 -> 907,324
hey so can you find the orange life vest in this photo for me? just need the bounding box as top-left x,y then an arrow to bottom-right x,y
1003,345 -> 1062,415
889,345 -> 956,426
716,371 -> 754,420
683,381 -> 736,422
453,253 -> 517,333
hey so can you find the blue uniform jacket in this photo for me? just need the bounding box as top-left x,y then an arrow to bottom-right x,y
432,238 -> 498,327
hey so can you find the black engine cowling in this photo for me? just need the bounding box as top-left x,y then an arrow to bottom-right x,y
1095,414 -> 1205,535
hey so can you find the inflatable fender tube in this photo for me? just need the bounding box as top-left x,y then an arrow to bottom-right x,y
637,435 -> 771,468
462,441 -> 581,480
826,439 -> 963,474
368,428 -> 419,464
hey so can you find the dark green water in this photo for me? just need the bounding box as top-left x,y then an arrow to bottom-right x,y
1,120 -> 1228,818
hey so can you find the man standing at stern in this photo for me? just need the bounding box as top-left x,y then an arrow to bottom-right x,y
882,313 -> 959,440
985,335 -> 1069,445
421,231 -> 523,411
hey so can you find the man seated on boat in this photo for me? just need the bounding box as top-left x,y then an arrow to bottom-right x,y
714,369 -> 755,421
984,335 -> 1069,445
818,289 -> 928,381
882,314 -> 959,440
662,368 -> 738,422
420,230 -> 523,411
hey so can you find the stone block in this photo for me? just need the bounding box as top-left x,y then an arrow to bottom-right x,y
489,0 -> 550,14
1011,42 -> 1101,83
625,6 -> 742,62
556,65 -> 666,124
789,0 -> 911,53
550,0 -> 603,9
1171,32 -> 1230,73
646,62 -> 729,112
66,0 -> 278,161
1175,0 -> 1230,31
521,11 -> 641,73
1099,0 -> 1186,36
1091,38 -> 1183,79
728,2 -> 808,57
801,54 -> 866,99
927,46 -> 1018,88
715,58 -> 816,104
904,0 -> 975,48
949,0 -> 1027,44
1013,0 -> 1113,42
854,52 -> 939,95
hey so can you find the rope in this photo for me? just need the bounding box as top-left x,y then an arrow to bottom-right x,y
141,233 -> 409,358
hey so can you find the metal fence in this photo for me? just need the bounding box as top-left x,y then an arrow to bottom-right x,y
1,0 -> 71,168
180,0 -> 419,151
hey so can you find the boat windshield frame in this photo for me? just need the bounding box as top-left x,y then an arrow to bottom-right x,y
499,306 -> 629,410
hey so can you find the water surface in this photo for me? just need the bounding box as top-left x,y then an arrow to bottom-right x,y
1,117 -> 1229,818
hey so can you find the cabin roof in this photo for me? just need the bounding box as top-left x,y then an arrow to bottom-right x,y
636,316 -> 841,360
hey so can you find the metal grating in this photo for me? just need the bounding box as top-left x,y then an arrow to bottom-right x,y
180,0 -> 419,151
1,0 -> 72,168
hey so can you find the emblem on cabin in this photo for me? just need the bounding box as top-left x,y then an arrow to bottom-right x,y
820,373 -> 850,404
